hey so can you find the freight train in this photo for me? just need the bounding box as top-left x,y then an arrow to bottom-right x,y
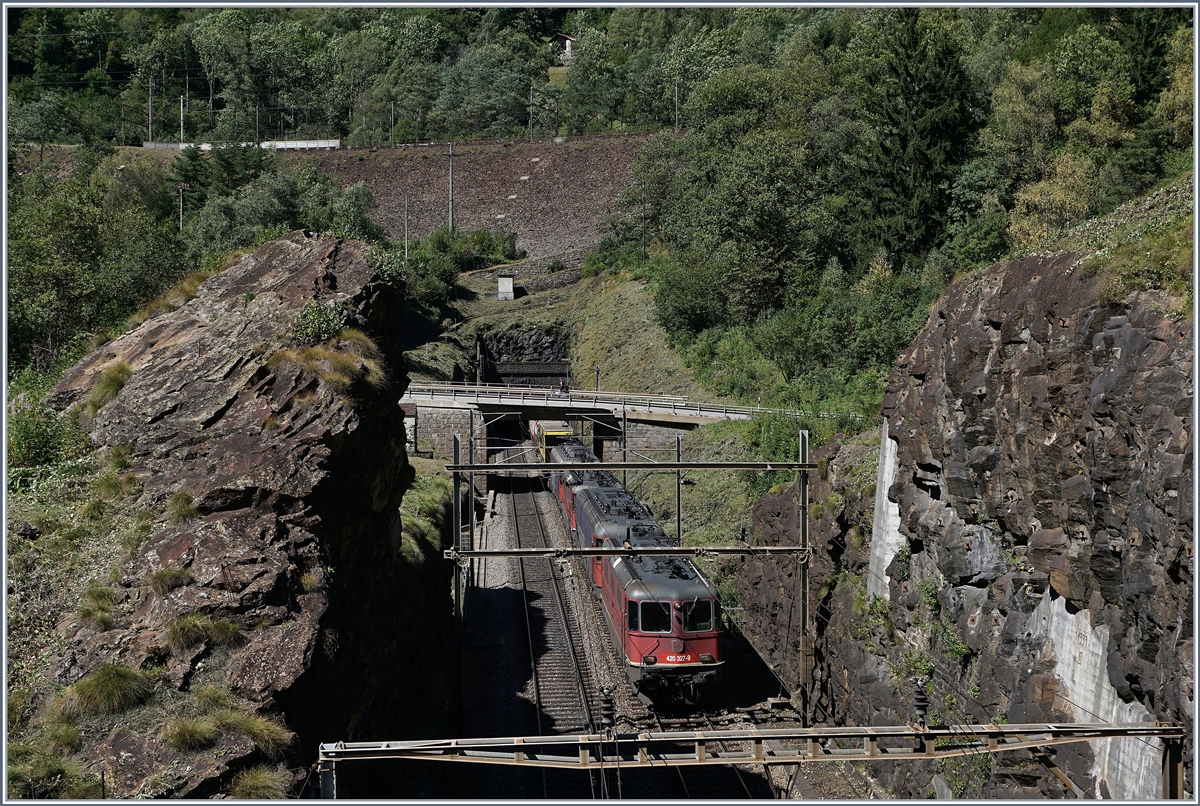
547,439 -> 723,704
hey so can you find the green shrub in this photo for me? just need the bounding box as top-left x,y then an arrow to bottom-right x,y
212,711 -> 294,758
84,362 -> 133,415
294,301 -> 345,344
148,566 -> 193,596
167,490 -> 199,523
161,718 -> 220,750
7,403 -> 64,468
918,579 -> 942,611
892,546 -> 912,581
229,765 -> 290,799
547,258 -> 567,273
68,664 -> 152,715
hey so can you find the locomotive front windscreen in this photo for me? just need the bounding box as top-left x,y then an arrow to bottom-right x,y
684,599 -> 714,632
640,601 -> 672,632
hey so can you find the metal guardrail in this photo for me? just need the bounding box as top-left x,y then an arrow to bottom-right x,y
401,384 -> 863,423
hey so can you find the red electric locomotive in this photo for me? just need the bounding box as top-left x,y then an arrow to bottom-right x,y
548,440 -> 723,703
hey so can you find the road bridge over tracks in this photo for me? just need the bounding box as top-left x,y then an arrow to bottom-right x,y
400,382 -> 863,462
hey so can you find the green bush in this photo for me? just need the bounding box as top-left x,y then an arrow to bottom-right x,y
161,718 -> 220,750
7,404 -> 62,468
66,664 -> 152,715
294,302 -> 345,345
229,765 -> 290,799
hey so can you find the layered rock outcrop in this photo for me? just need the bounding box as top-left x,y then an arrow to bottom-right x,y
739,253 -> 1192,798
45,232 -> 455,797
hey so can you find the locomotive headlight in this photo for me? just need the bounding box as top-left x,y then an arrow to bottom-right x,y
642,655 -> 657,665
699,654 -> 715,663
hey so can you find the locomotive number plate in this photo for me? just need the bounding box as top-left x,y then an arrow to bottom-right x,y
665,654 -> 693,663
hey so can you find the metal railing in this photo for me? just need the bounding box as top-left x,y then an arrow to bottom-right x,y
401,383 -> 863,422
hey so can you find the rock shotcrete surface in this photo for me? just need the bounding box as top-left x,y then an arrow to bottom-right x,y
737,253 -> 1193,798
45,232 -> 455,797
312,134 -> 646,261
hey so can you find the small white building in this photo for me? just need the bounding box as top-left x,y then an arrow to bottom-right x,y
497,274 -> 515,301
550,32 -> 576,64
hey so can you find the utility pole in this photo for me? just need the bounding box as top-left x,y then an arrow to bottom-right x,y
176,183 -> 189,231
676,435 -> 682,543
797,429 -> 811,725
641,184 -> 648,264
148,75 -> 153,143
448,141 -> 455,231
390,100 -> 395,147
528,83 -> 534,141
255,105 -> 259,143
179,95 -> 184,145
404,194 -> 410,259
674,81 -> 679,131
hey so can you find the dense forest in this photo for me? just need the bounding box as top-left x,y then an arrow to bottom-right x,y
7,7 -> 1194,437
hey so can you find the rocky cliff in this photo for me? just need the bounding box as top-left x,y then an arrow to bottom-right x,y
738,251 -> 1192,798
35,232 -> 455,797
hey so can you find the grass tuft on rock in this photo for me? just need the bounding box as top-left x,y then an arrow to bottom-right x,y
167,490 -> 199,523
192,683 -> 237,712
166,614 -> 211,651
268,328 -> 388,394
66,664 -> 152,715
95,471 -> 140,500
43,724 -> 82,755
148,566 -> 193,596
212,711 -> 294,759
84,362 -> 133,415
161,717 -> 220,750
166,614 -> 244,651
229,765 -> 290,799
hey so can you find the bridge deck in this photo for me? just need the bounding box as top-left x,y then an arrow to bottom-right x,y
401,383 -> 859,426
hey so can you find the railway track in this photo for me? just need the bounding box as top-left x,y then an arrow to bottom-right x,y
507,449 -> 601,798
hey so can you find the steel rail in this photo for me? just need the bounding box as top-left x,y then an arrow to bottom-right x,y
507,448 -> 597,798
513,472 -> 549,801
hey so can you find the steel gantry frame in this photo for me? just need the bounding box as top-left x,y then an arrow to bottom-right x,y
316,722 -> 1186,798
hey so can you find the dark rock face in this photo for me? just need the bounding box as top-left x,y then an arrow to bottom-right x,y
48,232 -> 456,797
481,322 -> 570,364
738,254 -> 1192,798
